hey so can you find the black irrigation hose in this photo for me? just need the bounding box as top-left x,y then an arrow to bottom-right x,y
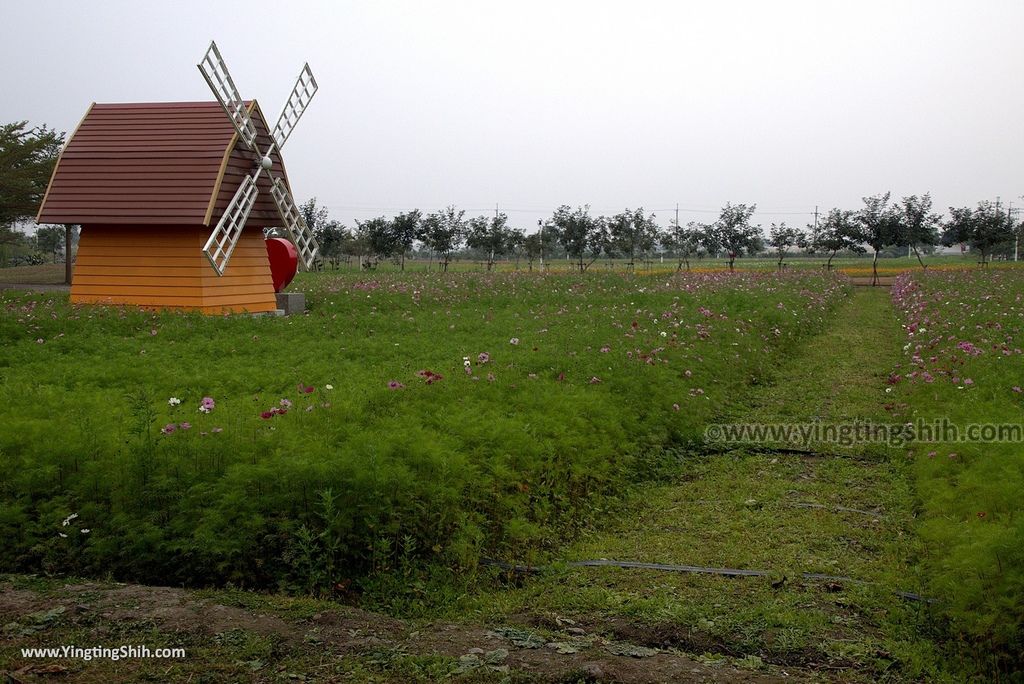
480,558 -> 938,604
788,502 -> 884,518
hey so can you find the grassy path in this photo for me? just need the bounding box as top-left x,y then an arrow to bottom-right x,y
450,288 -> 943,681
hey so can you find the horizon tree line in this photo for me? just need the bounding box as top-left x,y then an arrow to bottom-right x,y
302,193 -> 1023,280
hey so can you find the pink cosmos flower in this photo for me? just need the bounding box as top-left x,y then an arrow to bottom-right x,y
161,423 -> 176,434
1013,386 -> 1022,393
180,422 -> 192,430
477,352 -> 491,364
280,398 -> 293,408
298,384 -> 315,394
388,380 -> 405,390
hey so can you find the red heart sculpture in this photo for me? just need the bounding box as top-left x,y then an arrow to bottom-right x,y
265,238 -> 298,293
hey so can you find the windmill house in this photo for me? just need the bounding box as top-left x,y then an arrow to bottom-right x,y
35,42 -> 319,314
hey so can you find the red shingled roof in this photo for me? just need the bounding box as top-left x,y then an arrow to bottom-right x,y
37,101 -> 289,228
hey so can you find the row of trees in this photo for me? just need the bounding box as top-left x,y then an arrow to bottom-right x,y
805,193 -> 1021,282
304,193 -> 1023,279
3,119 -> 1020,281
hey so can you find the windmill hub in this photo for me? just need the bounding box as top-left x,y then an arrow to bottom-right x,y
260,155 -> 273,170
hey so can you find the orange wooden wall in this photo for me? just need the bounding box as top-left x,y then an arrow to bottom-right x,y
72,225 -> 278,314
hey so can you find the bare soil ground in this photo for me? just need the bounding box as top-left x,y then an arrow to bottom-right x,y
0,577 -> 794,683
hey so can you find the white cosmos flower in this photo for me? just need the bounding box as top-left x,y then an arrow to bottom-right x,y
325,384 -> 334,390
168,397 -> 181,406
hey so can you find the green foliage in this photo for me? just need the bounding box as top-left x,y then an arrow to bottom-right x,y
891,269 -> 1024,674
418,205 -> 466,271
607,207 -> 658,268
551,204 -> 602,271
941,201 -> 1017,263
466,212 -> 517,270
766,222 -> 803,269
807,208 -> 865,268
0,270 -> 847,596
712,203 -> 761,269
894,193 -> 941,264
0,121 -> 64,227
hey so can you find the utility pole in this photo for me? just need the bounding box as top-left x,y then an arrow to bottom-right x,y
538,219 -> 544,272
1010,202 -> 1020,262
813,205 -> 819,232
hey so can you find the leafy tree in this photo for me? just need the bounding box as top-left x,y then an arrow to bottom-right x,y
522,232 -> 543,270
895,193 -> 941,270
713,203 -> 761,271
591,219 -> 617,269
941,201 -> 1016,265
0,121 -> 65,227
551,205 -> 603,272
692,222 -> 720,260
390,210 -> 421,271
808,209 -> 864,270
767,222 -> 803,270
34,224 -> 65,263
608,207 -> 658,270
298,197 -> 331,268
536,220 -> 562,268
662,219 -> 703,271
313,220 -> 353,269
355,216 -> 394,267
466,212 -> 514,271
419,205 -> 466,272
506,227 -> 526,269
852,192 -> 900,285
341,229 -> 368,268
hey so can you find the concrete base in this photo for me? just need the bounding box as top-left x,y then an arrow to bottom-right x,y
275,292 -> 306,316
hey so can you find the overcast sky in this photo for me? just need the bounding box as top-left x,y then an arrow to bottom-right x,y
2,0 -> 1022,231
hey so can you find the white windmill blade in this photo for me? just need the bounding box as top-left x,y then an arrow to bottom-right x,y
198,41 -> 259,151
271,63 -> 318,150
203,174 -> 260,276
269,175 -> 320,271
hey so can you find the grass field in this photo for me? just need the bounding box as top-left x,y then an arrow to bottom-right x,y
0,270 -> 847,588
0,264 -> 1021,682
0,252 -> 1014,286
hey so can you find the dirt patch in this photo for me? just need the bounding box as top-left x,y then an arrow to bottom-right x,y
0,580 -> 799,683
583,616 -> 856,671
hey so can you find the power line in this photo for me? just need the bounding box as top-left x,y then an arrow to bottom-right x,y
319,203 -> 816,217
